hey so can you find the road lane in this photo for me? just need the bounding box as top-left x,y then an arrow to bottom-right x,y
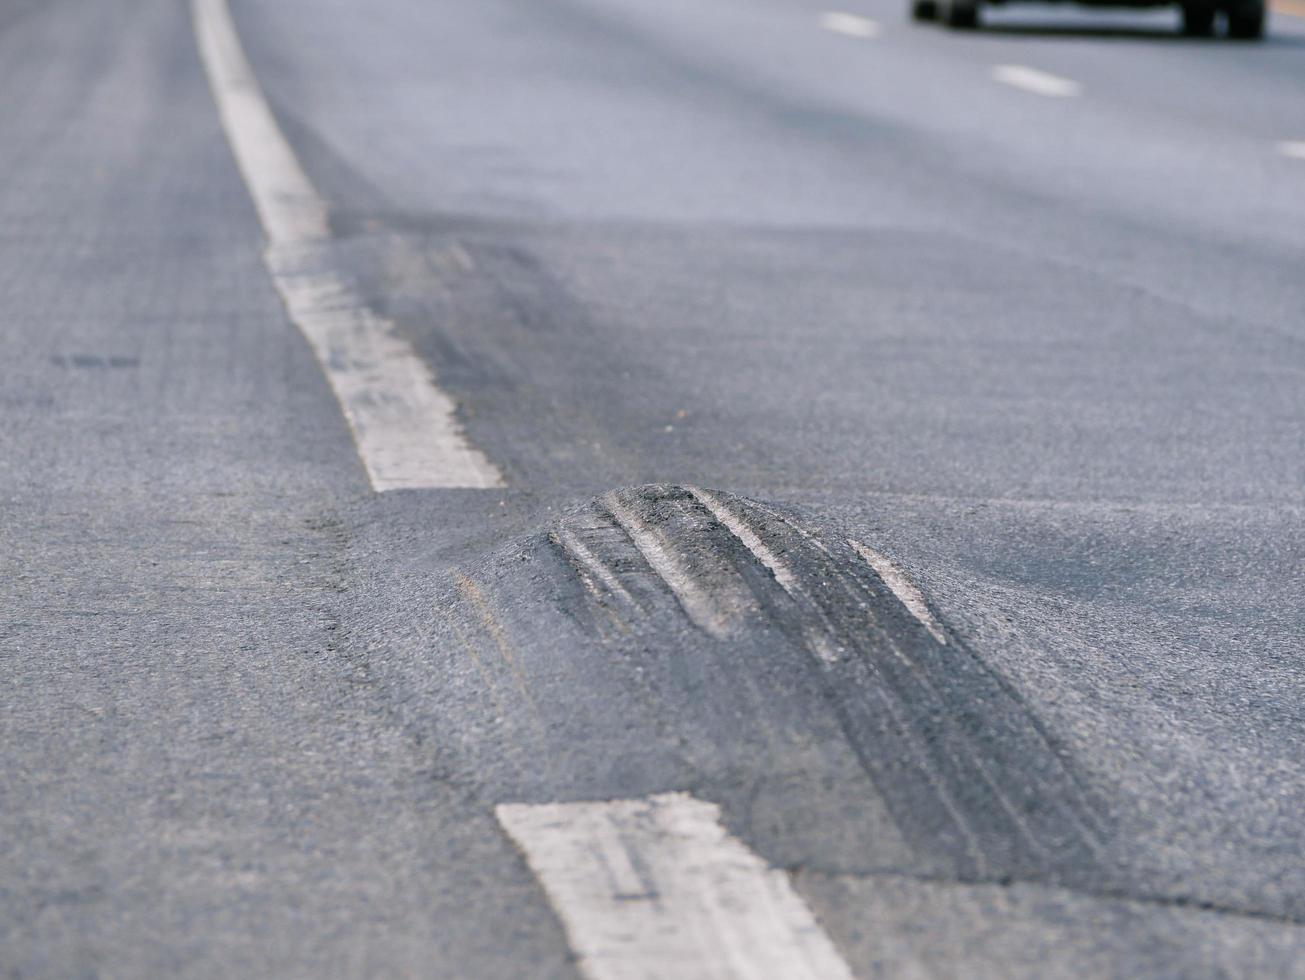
232,0 -> 1305,502
235,0 -> 1305,333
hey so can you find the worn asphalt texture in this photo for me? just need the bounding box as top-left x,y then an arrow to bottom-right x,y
3,0 -> 1305,975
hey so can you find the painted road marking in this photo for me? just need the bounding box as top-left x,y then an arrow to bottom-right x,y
497,793 -> 855,980
819,11 -> 883,37
191,0 -> 325,245
992,64 -> 1082,99
1279,141 -> 1305,160
192,0 -> 503,491
850,540 -> 947,644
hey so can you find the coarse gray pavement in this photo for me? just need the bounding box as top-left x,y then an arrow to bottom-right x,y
3,0 -> 1305,975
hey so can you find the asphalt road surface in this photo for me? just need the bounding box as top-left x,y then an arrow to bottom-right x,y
4,0 -> 1305,975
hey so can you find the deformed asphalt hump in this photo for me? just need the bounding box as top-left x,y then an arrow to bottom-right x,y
417,484 -> 1116,892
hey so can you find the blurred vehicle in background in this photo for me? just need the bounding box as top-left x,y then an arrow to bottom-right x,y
912,0 -> 1266,37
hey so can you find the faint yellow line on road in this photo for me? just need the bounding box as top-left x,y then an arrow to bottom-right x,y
454,571 -> 540,713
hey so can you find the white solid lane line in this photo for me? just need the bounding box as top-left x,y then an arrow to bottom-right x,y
1280,141 -> 1305,160
992,64 -> 1082,99
192,0 -> 503,491
497,793 -> 855,980
819,11 -> 882,37
849,540 -> 947,644
191,0 -> 325,245
265,252 -> 504,490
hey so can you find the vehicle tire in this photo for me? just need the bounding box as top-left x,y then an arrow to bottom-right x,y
940,0 -> 980,28
1226,0 -> 1265,37
912,0 -> 939,20
1180,1 -> 1216,34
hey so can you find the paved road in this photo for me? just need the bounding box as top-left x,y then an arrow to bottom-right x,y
4,0 -> 1305,975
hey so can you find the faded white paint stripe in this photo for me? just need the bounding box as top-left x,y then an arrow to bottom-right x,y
992,64 -> 1081,99
192,0 -> 502,490
1279,141 -> 1305,160
850,540 -> 946,644
819,11 -> 882,37
497,793 -> 855,980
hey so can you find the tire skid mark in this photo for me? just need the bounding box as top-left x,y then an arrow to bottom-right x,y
550,516 -> 643,616
752,516 -> 1100,867
550,485 -> 1110,881
598,487 -> 755,640
754,508 -> 1108,847
849,539 -> 947,644
689,487 -> 800,595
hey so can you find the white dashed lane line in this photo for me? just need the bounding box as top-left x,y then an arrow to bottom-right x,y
1280,141 -> 1305,160
192,0 -> 503,491
497,793 -> 855,980
819,11 -> 882,37
992,64 -> 1082,98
